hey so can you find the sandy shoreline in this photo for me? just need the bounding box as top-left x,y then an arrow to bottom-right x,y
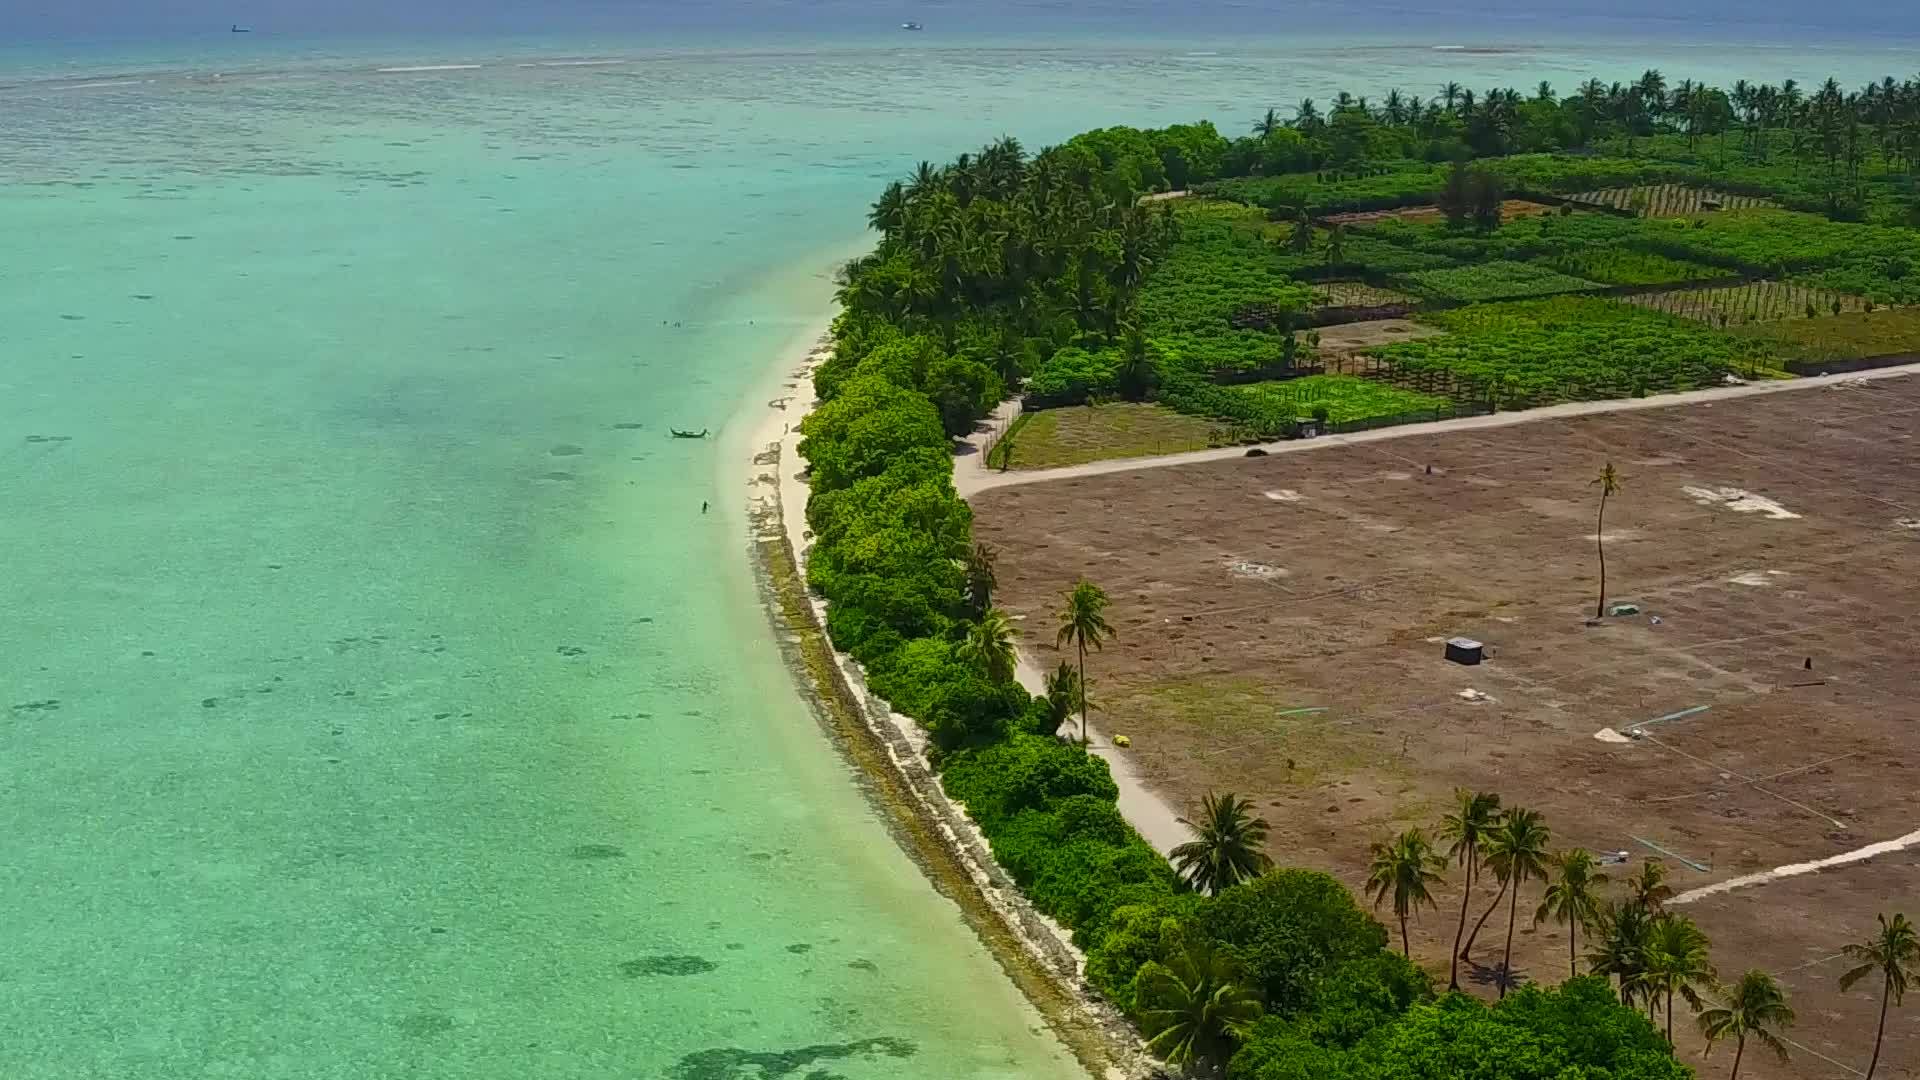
737,322 -> 1152,1080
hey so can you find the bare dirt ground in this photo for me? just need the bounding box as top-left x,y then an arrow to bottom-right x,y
975,375 -> 1920,1079
1314,317 -> 1441,353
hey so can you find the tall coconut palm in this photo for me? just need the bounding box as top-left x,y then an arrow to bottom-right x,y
957,608 -> 1020,684
1367,828 -> 1448,957
958,541 -> 998,615
1054,578 -> 1114,745
1324,222 -> 1348,272
1535,848 -> 1609,976
1171,792 -> 1273,896
1288,207 -> 1314,255
1643,913 -> 1717,1048
1441,789 -> 1504,989
1839,912 -> 1918,1079
1626,859 -> 1673,914
1116,328 -> 1156,402
1699,970 -> 1795,1079
1253,108 -> 1282,138
1484,807 -> 1552,998
1294,98 -> 1323,132
1042,662 -> 1083,737
1591,462 -> 1624,618
1589,900 -> 1655,1008
1136,938 -> 1265,1070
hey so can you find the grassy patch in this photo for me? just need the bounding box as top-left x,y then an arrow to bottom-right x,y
1735,307 -> 1920,361
1112,674 -> 1403,790
1001,402 -> 1222,469
1225,375 -> 1446,424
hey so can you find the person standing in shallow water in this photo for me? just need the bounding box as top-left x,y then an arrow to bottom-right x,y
701,501 -> 708,514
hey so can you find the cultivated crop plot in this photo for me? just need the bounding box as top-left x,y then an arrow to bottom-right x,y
1569,184 -> 1775,216
1310,280 -> 1417,308
1321,198 -> 1560,226
974,376 -> 1920,1079
1625,280 -> 1883,325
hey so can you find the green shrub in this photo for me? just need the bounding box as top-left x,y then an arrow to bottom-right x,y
1198,869 -> 1392,1014
1084,893 -> 1205,1008
1231,978 -> 1688,1080
1026,345 -> 1121,405
940,734 -> 1121,825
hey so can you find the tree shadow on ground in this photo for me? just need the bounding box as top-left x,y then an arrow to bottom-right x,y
1462,956 -> 1530,996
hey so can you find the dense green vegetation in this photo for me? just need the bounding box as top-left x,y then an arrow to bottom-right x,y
1377,298 -> 1774,403
1400,260 -> 1597,302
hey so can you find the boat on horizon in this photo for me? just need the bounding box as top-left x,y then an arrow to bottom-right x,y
671,428 -> 709,439
901,22 -> 923,31
230,24 -> 252,32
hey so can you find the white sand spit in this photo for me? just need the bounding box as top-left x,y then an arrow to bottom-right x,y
1672,828 -> 1920,905
1683,485 -> 1802,520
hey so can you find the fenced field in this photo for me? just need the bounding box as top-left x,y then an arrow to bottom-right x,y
1568,184 -> 1775,217
1623,280 -> 1882,325
1309,280 -> 1418,308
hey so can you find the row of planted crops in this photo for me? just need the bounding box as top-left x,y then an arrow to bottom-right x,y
1023,164 -> 1920,434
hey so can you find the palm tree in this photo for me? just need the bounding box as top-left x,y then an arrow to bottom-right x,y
1535,848 -> 1609,976
1253,107 -> 1282,137
1484,807 -> 1552,998
869,181 -> 909,237
1135,938 -> 1265,1070
1042,662 -> 1083,737
1116,328 -> 1156,401
1288,207 -> 1314,255
1839,913 -> 1917,1079
1170,792 -> 1273,896
1294,97 -> 1323,132
959,541 -> 997,615
1699,970 -> 1795,1079
1626,859 -> 1673,914
1644,913 -> 1716,1048
1591,462 -> 1623,618
1441,789 -> 1504,989
1589,900 -> 1655,1008
1367,829 -> 1448,957
1055,578 -> 1114,745
1324,222 -> 1347,272
957,608 -> 1020,684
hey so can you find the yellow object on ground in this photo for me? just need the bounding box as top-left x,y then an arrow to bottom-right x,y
1112,734 -> 1131,748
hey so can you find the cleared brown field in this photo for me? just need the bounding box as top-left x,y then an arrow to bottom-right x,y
976,376 -> 1920,1079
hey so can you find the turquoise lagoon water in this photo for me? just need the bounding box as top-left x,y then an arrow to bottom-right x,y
2,27 -> 1915,1080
